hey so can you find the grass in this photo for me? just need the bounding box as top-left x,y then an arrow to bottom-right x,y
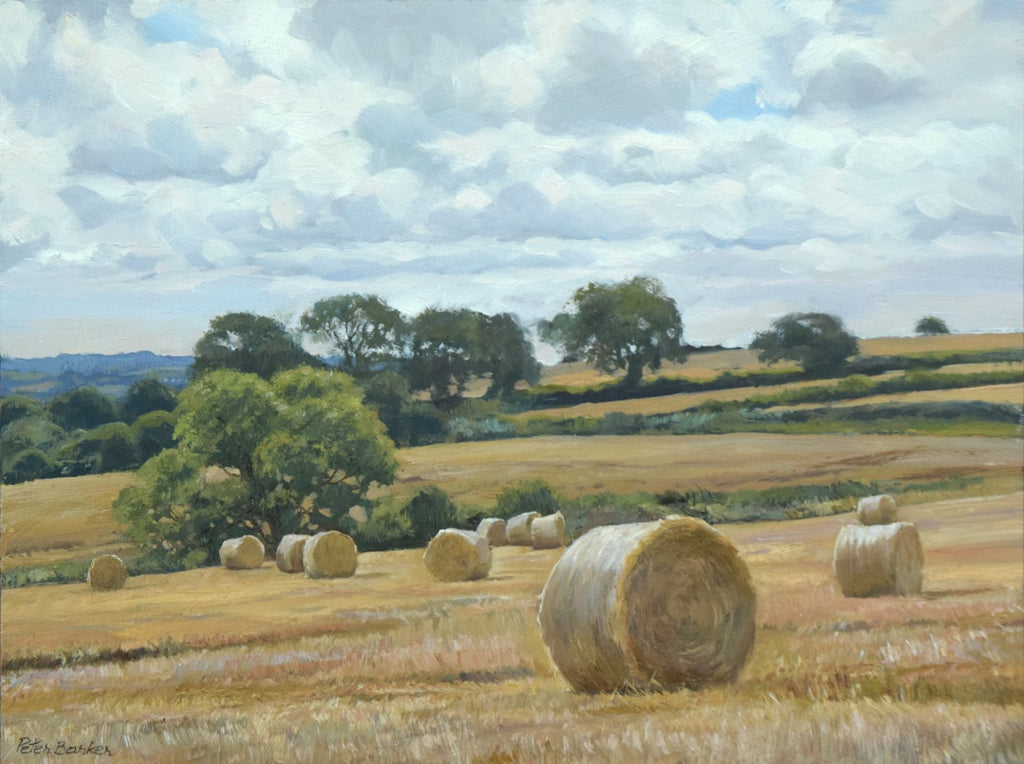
2,492 -> 1021,761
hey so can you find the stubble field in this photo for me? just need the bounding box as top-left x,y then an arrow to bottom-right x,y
2,332 -> 1022,761
2,491 -> 1021,762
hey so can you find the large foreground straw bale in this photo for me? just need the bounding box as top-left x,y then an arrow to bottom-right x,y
219,535 -> 265,569
423,529 -> 492,582
531,512 -> 566,549
856,494 -> 897,525
303,531 -> 358,579
833,522 -> 923,597
87,555 -> 128,591
476,517 -> 507,546
506,512 -> 541,545
538,516 -> 757,694
275,534 -> 310,573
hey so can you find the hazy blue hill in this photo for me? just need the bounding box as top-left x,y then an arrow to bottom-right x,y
1,352 -> 194,400
2,352 -> 193,375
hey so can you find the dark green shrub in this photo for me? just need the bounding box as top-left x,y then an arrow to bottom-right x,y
3,448 -> 53,484
404,486 -> 460,544
495,479 -> 562,519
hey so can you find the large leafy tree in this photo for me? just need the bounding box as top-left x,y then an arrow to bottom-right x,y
750,312 -> 859,374
300,294 -> 407,377
539,276 -> 687,387
191,312 -> 322,380
477,312 -> 541,399
114,367 -> 397,567
407,308 -> 482,405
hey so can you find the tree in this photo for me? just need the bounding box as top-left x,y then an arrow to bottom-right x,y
477,312 -> 541,399
191,312 -> 323,380
115,367 -> 397,566
915,316 -> 951,335
359,370 -> 445,447
407,308 -> 482,405
131,409 -> 178,461
49,387 -> 119,431
1,395 -> 46,430
750,312 -> 859,374
120,378 -> 178,423
300,294 -> 407,377
539,276 -> 687,387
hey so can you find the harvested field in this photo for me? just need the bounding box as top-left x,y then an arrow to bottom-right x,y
2,492 -> 1021,762
391,434 -> 1023,505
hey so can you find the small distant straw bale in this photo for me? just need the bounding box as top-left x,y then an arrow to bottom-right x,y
857,494 -> 897,525
538,516 -> 757,694
506,511 -> 541,545
219,535 -> 265,569
531,512 -> 567,549
275,534 -> 310,573
303,531 -> 358,579
87,555 -> 128,591
833,522 -> 923,597
423,529 -> 492,582
477,517 -> 507,546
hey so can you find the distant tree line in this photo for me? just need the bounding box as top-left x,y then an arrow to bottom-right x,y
1,378 -> 179,484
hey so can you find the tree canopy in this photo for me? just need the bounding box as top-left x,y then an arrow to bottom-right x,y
300,294 -> 406,377
915,316 -> 951,335
191,312 -> 323,380
407,308 -> 483,405
539,276 -> 686,386
114,367 -> 397,567
750,312 -> 859,374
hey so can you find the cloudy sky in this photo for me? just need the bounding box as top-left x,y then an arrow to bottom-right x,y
1,0 -> 1021,359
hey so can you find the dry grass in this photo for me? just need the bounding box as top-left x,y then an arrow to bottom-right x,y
4,436 -> 1020,575
2,493 -> 1021,762
859,332 -> 1023,355
391,433 -> 1022,505
1,472 -> 137,570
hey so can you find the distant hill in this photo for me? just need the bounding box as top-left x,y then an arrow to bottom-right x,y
1,352 -> 194,400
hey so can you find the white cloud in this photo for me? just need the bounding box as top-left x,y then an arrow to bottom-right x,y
0,0 -> 1019,355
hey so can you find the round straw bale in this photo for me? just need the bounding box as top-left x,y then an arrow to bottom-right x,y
219,535 -> 265,569
303,531 -> 358,579
275,534 -> 310,573
531,512 -> 567,549
833,522 -> 923,597
506,511 -> 541,545
538,516 -> 757,694
856,494 -> 897,525
476,517 -> 507,547
423,529 -> 492,582
87,554 -> 128,591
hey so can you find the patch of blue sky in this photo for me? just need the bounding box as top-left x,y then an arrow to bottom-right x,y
140,4 -> 206,45
705,84 -> 793,121
842,0 -> 886,16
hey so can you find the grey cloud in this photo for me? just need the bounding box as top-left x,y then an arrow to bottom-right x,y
801,53 -> 923,110
293,0 -> 524,103
0,235 -> 49,272
329,195 -> 402,242
71,141 -> 171,180
427,181 -> 652,242
57,185 -> 120,230
537,28 -> 691,132
156,213 -> 216,269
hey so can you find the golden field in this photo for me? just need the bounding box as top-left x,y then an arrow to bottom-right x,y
2,331 -> 1022,761
2,491 -> 1021,762
4,434 -> 1022,571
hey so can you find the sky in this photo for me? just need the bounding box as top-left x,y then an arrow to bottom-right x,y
1,0 -> 1021,359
